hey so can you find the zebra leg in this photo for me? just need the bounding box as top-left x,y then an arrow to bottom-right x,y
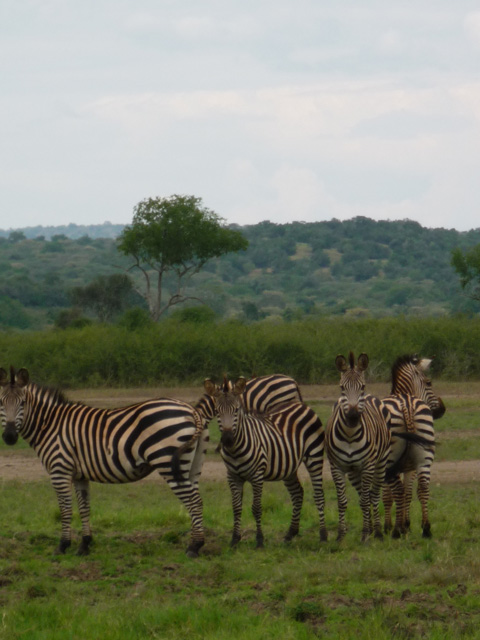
330,465 -> 348,542
305,461 -> 327,542
167,480 -> 205,557
403,470 -> 416,531
227,473 -> 245,547
351,468 -> 374,542
416,469 -> 432,538
73,478 -> 93,555
382,483 -> 394,533
51,473 -> 74,554
283,475 -> 304,542
370,465 -> 385,540
251,479 -> 265,548
387,475 -> 406,538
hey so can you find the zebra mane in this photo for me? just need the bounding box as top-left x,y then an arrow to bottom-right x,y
391,354 -> 420,385
31,382 -> 74,406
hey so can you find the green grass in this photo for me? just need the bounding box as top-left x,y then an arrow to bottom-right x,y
0,479 -> 479,639
0,383 -> 479,639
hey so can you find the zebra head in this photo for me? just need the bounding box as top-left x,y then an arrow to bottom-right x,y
391,355 -> 446,419
204,376 -> 246,448
0,366 -> 29,445
335,352 -> 369,428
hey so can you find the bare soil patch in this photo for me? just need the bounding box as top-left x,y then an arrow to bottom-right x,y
0,451 -> 478,485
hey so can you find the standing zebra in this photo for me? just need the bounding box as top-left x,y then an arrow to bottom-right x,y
0,367 -> 208,558
382,354 -> 446,538
325,353 -> 391,542
195,373 -> 303,424
204,376 -> 326,547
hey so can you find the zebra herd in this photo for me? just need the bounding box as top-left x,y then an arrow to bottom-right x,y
0,354 -> 444,558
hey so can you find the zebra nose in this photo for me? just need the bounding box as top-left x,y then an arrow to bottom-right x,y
2,423 -> 18,445
432,398 -> 446,420
346,407 -> 360,426
220,429 -> 235,448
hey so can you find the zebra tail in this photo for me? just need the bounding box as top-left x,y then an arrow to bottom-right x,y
171,409 -> 206,483
385,431 -> 433,481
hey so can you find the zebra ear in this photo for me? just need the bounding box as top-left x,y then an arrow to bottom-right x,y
357,353 -> 369,372
0,368 -> 8,386
15,368 -> 30,387
233,377 -> 247,394
335,355 -> 348,372
204,379 -> 216,396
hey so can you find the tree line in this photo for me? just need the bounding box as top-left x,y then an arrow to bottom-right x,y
1,197 -> 480,331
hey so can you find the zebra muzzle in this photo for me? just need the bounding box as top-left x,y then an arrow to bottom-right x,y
2,423 -> 18,445
345,408 -> 361,427
432,398 -> 446,420
220,429 -> 235,448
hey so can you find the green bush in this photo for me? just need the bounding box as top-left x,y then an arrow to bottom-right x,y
0,316 -> 479,387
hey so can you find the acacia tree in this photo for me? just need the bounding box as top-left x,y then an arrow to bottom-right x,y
451,245 -> 480,301
117,195 -> 248,321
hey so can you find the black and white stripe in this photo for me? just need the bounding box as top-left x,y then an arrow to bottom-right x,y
204,377 -> 326,547
0,367 -> 208,557
196,373 -> 303,423
325,353 -> 391,542
382,354 -> 446,538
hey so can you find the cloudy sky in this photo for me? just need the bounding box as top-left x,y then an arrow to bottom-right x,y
2,0 -> 480,231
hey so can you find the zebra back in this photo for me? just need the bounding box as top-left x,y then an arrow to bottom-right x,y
195,373 -> 302,422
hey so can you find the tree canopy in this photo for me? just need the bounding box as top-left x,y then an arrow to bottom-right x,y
117,195 -> 248,320
451,245 -> 480,301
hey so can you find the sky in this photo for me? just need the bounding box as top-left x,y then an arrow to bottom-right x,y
1,0 -> 480,232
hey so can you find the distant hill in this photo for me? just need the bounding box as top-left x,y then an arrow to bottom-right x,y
0,222 -> 125,240
1,216 -> 479,329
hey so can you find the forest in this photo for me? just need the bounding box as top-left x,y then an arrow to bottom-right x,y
1,216 -> 480,330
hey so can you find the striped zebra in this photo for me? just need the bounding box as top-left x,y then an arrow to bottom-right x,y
325,353 -> 392,542
195,373 -> 303,424
204,376 -> 326,547
0,367 -> 208,558
382,354 -> 446,538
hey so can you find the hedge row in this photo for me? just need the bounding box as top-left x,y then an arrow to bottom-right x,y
0,316 -> 478,387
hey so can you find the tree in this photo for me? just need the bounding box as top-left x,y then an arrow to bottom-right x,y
70,274 -> 134,322
117,195 -> 248,321
451,245 -> 480,301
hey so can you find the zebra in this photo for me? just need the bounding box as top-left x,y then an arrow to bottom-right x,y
0,367 -> 208,558
382,354 -> 446,538
325,352 -> 392,542
195,373 -> 303,425
204,376 -> 326,547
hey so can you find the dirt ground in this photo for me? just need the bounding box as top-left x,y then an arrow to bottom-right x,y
1,384 -> 478,485
0,451 -> 478,485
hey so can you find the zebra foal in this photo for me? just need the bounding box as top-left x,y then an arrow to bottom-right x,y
0,367 -> 208,557
204,376 -> 326,548
326,353 -> 391,542
383,354 -> 446,538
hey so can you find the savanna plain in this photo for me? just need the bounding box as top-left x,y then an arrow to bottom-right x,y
0,381 -> 479,640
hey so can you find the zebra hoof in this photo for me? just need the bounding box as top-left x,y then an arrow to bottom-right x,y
392,528 -> 402,539
186,540 -> 204,558
284,527 -> 299,542
55,539 -> 71,555
319,529 -> 328,543
422,526 -> 432,539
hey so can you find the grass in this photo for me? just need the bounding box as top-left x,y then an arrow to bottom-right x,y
0,383 -> 479,639
0,479 -> 479,639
